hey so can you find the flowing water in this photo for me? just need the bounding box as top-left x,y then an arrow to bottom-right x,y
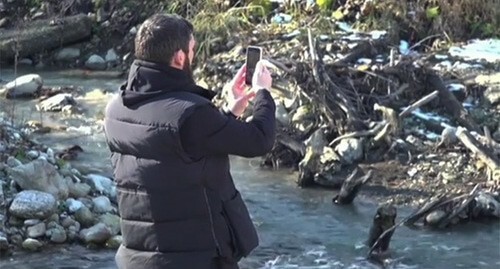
0,67 -> 499,269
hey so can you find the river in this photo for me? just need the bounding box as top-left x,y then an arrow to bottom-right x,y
0,67 -> 499,269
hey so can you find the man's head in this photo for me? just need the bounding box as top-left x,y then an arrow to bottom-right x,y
135,14 -> 196,76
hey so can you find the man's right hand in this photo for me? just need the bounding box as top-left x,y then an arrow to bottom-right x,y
252,60 -> 272,91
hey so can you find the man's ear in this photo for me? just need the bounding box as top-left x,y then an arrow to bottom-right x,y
171,49 -> 185,68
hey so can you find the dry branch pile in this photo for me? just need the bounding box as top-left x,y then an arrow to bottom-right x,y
196,24 -> 500,226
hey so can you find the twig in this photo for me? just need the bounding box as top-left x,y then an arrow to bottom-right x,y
409,34 -> 442,51
399,90 -> 439,118
328,121 -> 386,146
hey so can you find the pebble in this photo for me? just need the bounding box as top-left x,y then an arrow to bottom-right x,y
24,219 -> 41,226
74,206 -> 94,228
66,198 -> 84,213
27,222 -> 46,238
22,238 -> 43,251
92,196 -> 112,213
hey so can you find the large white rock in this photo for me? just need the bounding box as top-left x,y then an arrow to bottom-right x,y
9,190 -> 57,219
2,74 -> 43,98
36,93 -> 76,112
85,54 -> 106,70
86,174 -> 116,199
7,158 -> 69,199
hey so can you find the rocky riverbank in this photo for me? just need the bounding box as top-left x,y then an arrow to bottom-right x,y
0,115 -> 122,256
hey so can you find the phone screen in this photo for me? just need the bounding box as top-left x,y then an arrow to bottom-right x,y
245,47 -> 262,85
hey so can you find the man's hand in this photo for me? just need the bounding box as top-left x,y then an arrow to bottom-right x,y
223,64 -> 256,117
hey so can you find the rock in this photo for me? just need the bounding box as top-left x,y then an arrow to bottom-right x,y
27,222 -> 46,238
61,216 -> 76,228
24,219 -> 41,226
18,58 -> 33,65
22,238 -> 43,251
425,210 -> 447,226
50,229 -> 67,243
99,213 -> 120,235
7,158 -> 69,199
6,156 -> 22,167
86,174 -> 115,198
0,17 -> 9,28
105,49 -> 118,64
305,128 -> 328,154
105,235 -> 122,249
8,216 -> 23,226
26,150 -> 40,159
10,234 -> 23,246
129,26 -> 137,35
79,223 -> 112,244
46,148 -> 56,164
275,102 -> 290,126
92,196 -> 112,214
335,138 -> 363,164
85,55 -> 106,70
0,141 -> 6,153
66,198 -> 84,213
78,197 -> 94,210
68,182 -> 91,198
36,93 -> 76,112
47,224 -> 67,243
55,48 -> 81,62
9,190 -> 57,219
0,234 -> 8,251
46,213 -> 60,223
74,206 -> 94,228
67,226 -> 80,241
2,74 -> 43,98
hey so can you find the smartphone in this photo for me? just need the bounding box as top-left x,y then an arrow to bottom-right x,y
245,46 -> 262,86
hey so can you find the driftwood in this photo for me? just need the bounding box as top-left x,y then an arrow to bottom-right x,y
403,184 -> 500,228
366,204 -> 397,256
404,194 -> 448,226
333,168 -> 372,204
456,127 -> 500,173
0,14 -> 92,62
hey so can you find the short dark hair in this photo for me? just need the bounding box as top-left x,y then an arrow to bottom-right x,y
134,14 -> 194,65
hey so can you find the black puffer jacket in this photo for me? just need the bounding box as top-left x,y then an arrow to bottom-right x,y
104,60 -> 276,269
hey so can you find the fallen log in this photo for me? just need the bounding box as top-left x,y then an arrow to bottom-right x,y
0,14 -> 92,62
333,168 -> 372,204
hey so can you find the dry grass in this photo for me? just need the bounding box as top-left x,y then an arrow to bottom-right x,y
434,0 -> 500,40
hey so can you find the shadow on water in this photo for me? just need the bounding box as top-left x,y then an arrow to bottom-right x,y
0,68 -> 499,268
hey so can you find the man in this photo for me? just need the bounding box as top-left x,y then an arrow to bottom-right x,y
103,14 -> 276,269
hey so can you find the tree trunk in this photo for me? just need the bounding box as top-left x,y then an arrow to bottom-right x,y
0,14 -> 92,62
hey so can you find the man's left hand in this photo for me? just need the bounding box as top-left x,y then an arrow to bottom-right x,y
223,64 -> 255,117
